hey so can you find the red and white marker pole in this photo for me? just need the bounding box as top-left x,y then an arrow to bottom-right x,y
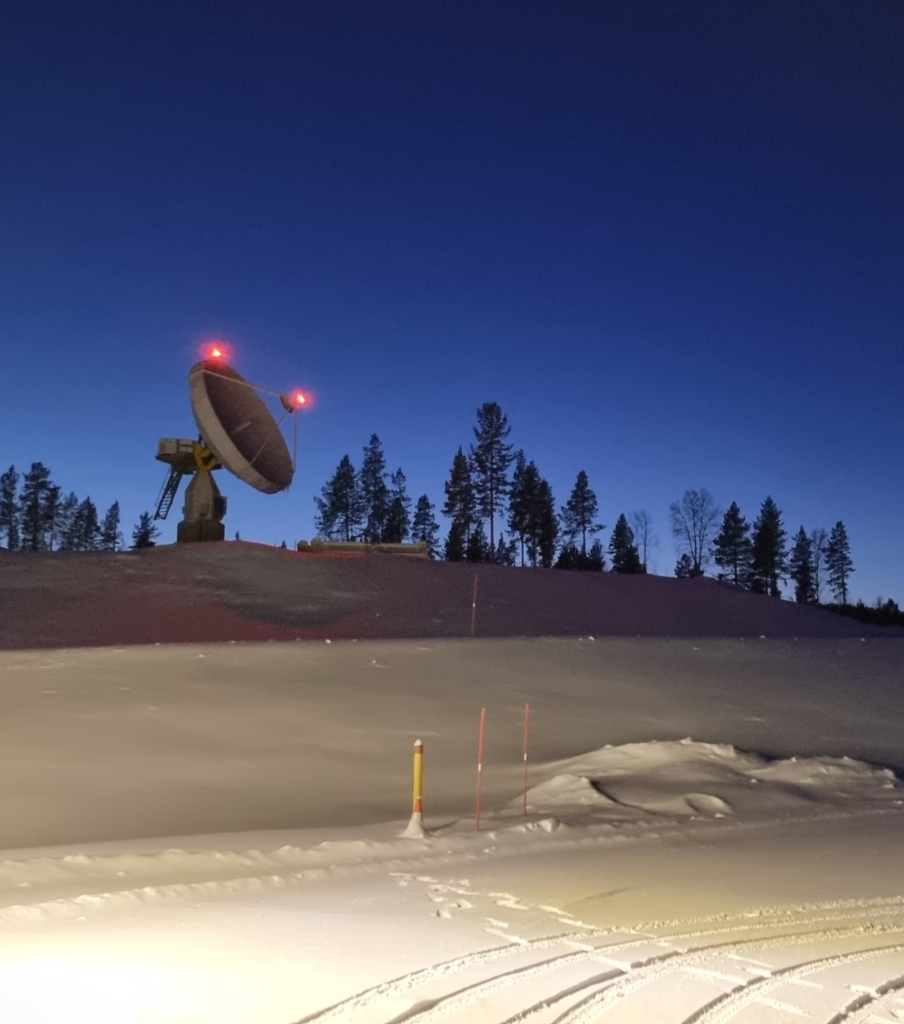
522,702 -> 531,817
470,574 -> 479,638
475,707 -> 487,831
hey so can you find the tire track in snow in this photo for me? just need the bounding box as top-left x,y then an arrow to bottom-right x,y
822,971 -> 904,1023
681,945 -> 904,1024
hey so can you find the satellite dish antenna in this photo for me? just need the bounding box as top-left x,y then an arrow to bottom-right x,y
153,349 -> 307,543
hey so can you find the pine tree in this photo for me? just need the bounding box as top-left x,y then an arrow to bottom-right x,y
494,533 -> 517,566
443,521 -> 466,561
314,455 -> 363,541
470,402 -> 514,557
466,520 -> 490,563
675,553 -> 695,578
383,469 -> 411,543
810,527 -> 828,602
508,452 -> 539,566
42,484 -> 62,550
609,513 -> 643,573
535,478 -> 558,568
0,465 -> 19,550
788,526 -> 815,603
560,470 -> 603,556
70,497 -> 100,551
749,496 -> 787,597
825,521 -> 854,605
100,501 -> 122,552
18,462 -> 51,551
56,492 -> 80,551
442,447 -> 476,544
131,512 -> 160,549
359,434 -> 389,543
411,494 -> 440,557
587,539 -> 605,571
713,502 -> 752,586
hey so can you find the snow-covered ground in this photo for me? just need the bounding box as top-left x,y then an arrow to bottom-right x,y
3,637 -> 904,1022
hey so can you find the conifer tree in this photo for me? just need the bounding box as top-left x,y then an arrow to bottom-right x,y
70,497 -> 100,551
443,521 -> 466,562
507,452 -> 538,566
470,402 -> 514,557
560,470 -> 603,556
494,533 -> 517,566
810,527 -> 828,603
383,469 -> 411,543
411,495 -> 440,557
587,539 -> 605,571
713,502 -> 752,586
466,520 -> 489,563
789,526 -> 815,603
359,434 -> 389,543
100,501 -> 122,552
18,462 -> 51,551
669,489 -> 720,574
609,513 -> 644,573
314,455 -> 363,541
0,465 -> 19,551
825,521 -> 854,605
535,478 -> 558,568
131,512 -> 160,549
675,553 -> 695,578
749,496 -> 787,597
442,447 -> 476,545
42,484 -> 62,550
56,492 -> 80,551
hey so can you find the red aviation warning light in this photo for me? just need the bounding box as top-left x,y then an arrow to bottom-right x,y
201,339 -> 231,363
280,390 -> 311,414
293,391 -> 307,407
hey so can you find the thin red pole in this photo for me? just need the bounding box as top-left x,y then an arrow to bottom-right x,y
470,574 -> 479,637
475,706 -> 487,831
522,702 -> 531,817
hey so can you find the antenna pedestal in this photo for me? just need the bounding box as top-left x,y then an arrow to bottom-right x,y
177,469 -> 227,543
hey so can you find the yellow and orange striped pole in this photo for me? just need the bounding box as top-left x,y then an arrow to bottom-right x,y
402,739 -> 426,837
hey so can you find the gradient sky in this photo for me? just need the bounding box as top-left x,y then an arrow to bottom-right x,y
1,1 -> 901,600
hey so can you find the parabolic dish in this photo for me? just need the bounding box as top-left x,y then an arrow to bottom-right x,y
189,359 -> 294,494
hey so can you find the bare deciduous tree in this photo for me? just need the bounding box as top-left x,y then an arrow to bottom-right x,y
668,489 -> 720,574
628,508 -> 657,572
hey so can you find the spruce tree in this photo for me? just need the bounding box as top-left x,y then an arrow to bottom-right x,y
825,521 -> 854,605
442,447 -> 476,545
470,402 -> 514,557
42,484 -> 62,550
587,539 -> 605,571
810,527 -> 828,602
443,521 -> 466,561
713,502 -> 752,586
609,513 -> 643,573
131,512 -> 160,549
19,462 -> 51,551
507,451 -> 537,566
359,434 -> 389,543
493,533 -> 517,566
749,496 -> 787,597
314,455 -> 363,541
675,553 -> 695,578
383,469 -> 411,543
100,501 -> 122,552
70,497 -> 100,551
788,526 -> 815,603
411,495 -> 440,557
535,478 -> 558,568
56,492 -> 80,551
560,470 -> 603,556
0,465 -> 19,550
466,520 -> 490,563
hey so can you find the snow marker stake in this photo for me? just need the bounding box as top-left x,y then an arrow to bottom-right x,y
475,707 -> 487,831
522,702 -> 531,816
402,739 -> 426,838
470,574 -> 479,637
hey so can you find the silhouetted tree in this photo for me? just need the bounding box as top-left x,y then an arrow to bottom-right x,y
443,521 -> 466,561
669,488 -> 720,574
383,469 -> 410,543
826,521 -> 854,605
675,553 -> 696,578
69,497 -> 100,551
587,539 -> 605,571
411,494 -> 440,557
100,501 -> 122,552
749,496 -> 787,597
56,492 -> 80,551
442,447 -> 476,547
560,470 -> 603,556
131,512 -> 160,549
508,452 -> 540,566
494,533 -> 517,566
810,527 -> 828,603
609,514 -> 644,573
628,509 -> 656,572
0,465 -> 19,550
713,502 -> 752,586
19,462 -> 51,551
42,484 -> 62,550
360,434 -> 390,543
470,402 -> 514,557
466,519 -> 490,563
315,455 -> 363,541
789,526 -> 815,603
534,478 -> 558,568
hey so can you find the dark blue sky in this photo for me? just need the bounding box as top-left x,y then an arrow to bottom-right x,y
2,1 -> 901,599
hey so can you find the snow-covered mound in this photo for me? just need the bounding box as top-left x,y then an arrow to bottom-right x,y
520,739 -> 901,822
